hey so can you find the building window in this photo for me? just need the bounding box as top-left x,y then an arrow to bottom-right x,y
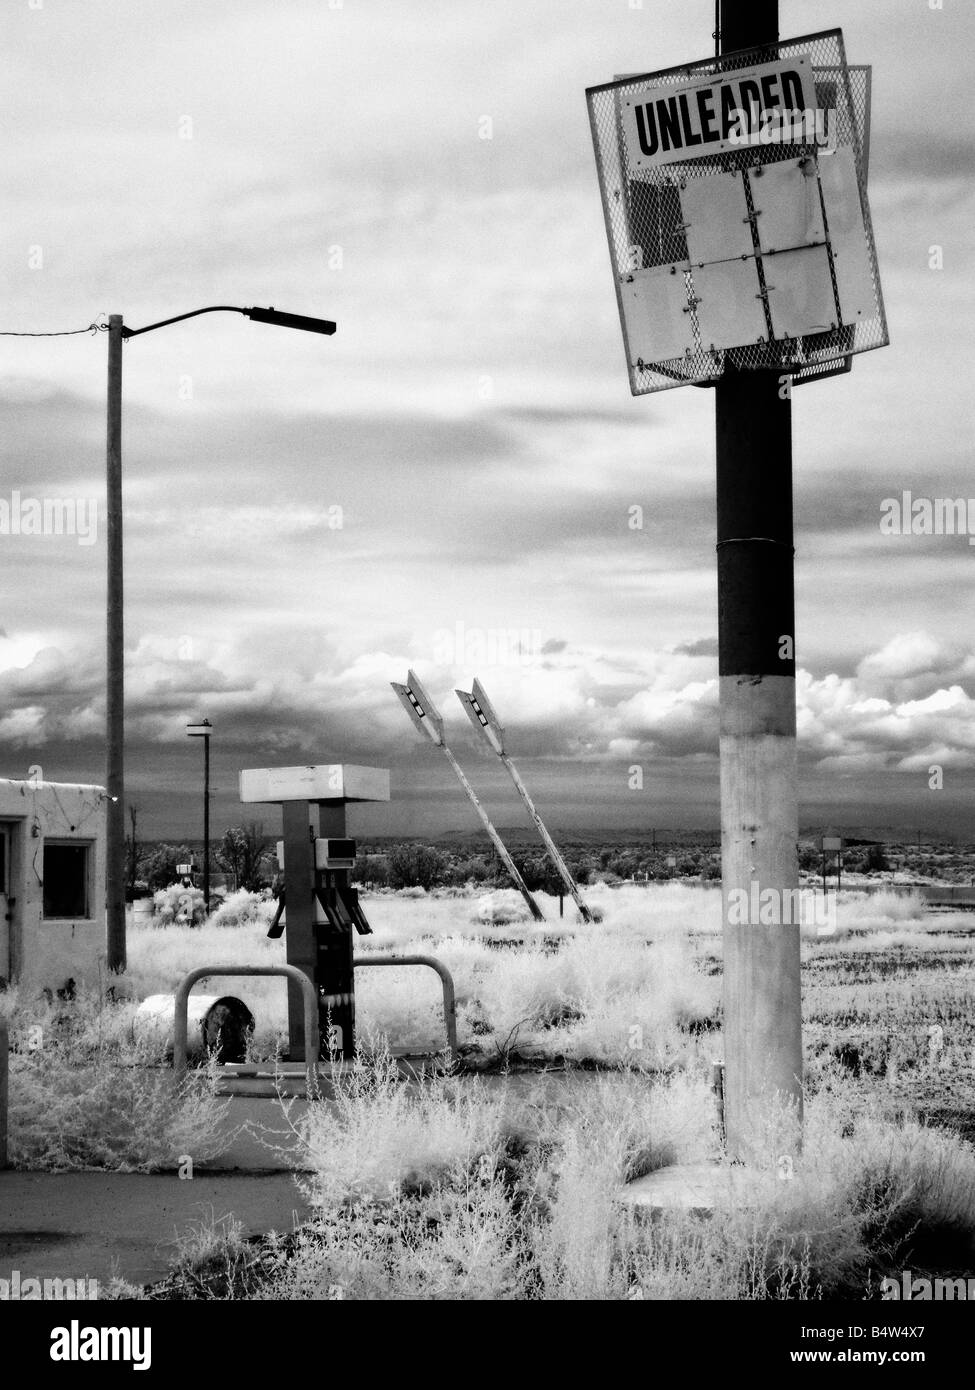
43,842 -> 91,919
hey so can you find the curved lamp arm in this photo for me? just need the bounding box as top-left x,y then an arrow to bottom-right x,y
120,305 -> 336,339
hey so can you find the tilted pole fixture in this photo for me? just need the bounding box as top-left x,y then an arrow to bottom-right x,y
391,671 -> 544,922
456,679 -> 594,924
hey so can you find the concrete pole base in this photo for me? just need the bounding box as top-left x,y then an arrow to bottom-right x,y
617,1162 -> 746,1216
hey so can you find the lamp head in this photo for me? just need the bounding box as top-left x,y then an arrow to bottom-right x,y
245,306 -> 336,335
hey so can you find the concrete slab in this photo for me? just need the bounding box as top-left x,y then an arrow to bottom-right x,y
203,1071 -> 589,1169
207,1097 -> 316,1171
618,1162 -> 741,1214
0,1171 -> 312,1288
0,1072 -> 680,1293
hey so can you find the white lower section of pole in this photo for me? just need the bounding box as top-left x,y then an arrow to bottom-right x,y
719,674 -> 803,1161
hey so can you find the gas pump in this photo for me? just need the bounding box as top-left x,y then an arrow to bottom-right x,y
267,833 -> 375,1056
239,764 -> 389,1060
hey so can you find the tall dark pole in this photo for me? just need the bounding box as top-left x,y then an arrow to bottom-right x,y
106,314 -> 126,973
103,305 -> 333,968
716,0 -> 803,1158
203,729 -> 211,913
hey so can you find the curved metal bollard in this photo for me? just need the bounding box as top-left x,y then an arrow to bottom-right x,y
173,964 -> 319,1088
355,954 -> 457,1063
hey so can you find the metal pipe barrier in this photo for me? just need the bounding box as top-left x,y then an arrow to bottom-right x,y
173,965 -> 319,1087
355,954 -> 458,1062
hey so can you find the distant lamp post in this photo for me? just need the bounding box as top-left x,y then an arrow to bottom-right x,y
105,305 -> 336,971
187,720 -> 213,913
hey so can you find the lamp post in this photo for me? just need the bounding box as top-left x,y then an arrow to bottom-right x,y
187,720 -> 213,913
105,306 -> 337,972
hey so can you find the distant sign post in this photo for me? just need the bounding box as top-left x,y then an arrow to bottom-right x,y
586,5 -> 888,1159
820,835 -> 844,892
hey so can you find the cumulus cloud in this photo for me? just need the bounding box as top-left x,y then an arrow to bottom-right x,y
5,628 -> 973,781
855,633 -> 975,701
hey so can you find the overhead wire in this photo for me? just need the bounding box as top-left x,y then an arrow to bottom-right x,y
0,322 -> 107,337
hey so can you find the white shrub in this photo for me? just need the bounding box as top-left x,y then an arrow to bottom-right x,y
207,890 -> 276,930
152,884 -> 207,927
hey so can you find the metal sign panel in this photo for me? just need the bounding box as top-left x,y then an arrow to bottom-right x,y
819,146 -> 877,326
621,56 -> 817,172
764,245 -> 838,338
620,265 -> 698,367
391,669 -> 445,746
587,30 -> 888,395
693,258 -> 767,352
456,678 -> 505,755
682,171 -> 754,264
748,158 -> 826,254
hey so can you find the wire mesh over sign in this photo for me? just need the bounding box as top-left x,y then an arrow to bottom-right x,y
586,29 -> 888,396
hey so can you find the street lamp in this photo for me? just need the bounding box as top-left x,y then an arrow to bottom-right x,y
106,305 -> 336,971
187,720 -> 213,913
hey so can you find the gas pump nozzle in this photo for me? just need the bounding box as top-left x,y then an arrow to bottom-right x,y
314,882 -> 373,936
267,891 -> 286,939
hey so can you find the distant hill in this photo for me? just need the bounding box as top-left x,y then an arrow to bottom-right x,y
799,826 -> 972,846
421,826 -> 720,848
139,825 -> 971,855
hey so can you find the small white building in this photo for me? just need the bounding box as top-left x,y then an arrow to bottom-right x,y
0,774 -> 107,993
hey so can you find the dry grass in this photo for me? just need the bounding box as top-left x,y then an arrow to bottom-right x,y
0,983 -> 236,1171
5,877 -> 975,1258
119,884 -> 720,1065
114,883 -> 966,1071
233,1056 -> 975,1302
290,1052 -> 509,1206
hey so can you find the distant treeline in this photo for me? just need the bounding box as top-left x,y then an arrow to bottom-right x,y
128,826 -> 974,895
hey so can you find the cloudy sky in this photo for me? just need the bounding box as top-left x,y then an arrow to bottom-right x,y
1,0 -> 973,841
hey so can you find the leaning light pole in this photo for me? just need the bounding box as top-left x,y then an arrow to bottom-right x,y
391,671 -> 544,922
105,305 -> 336,972
456,679 -> 593,924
